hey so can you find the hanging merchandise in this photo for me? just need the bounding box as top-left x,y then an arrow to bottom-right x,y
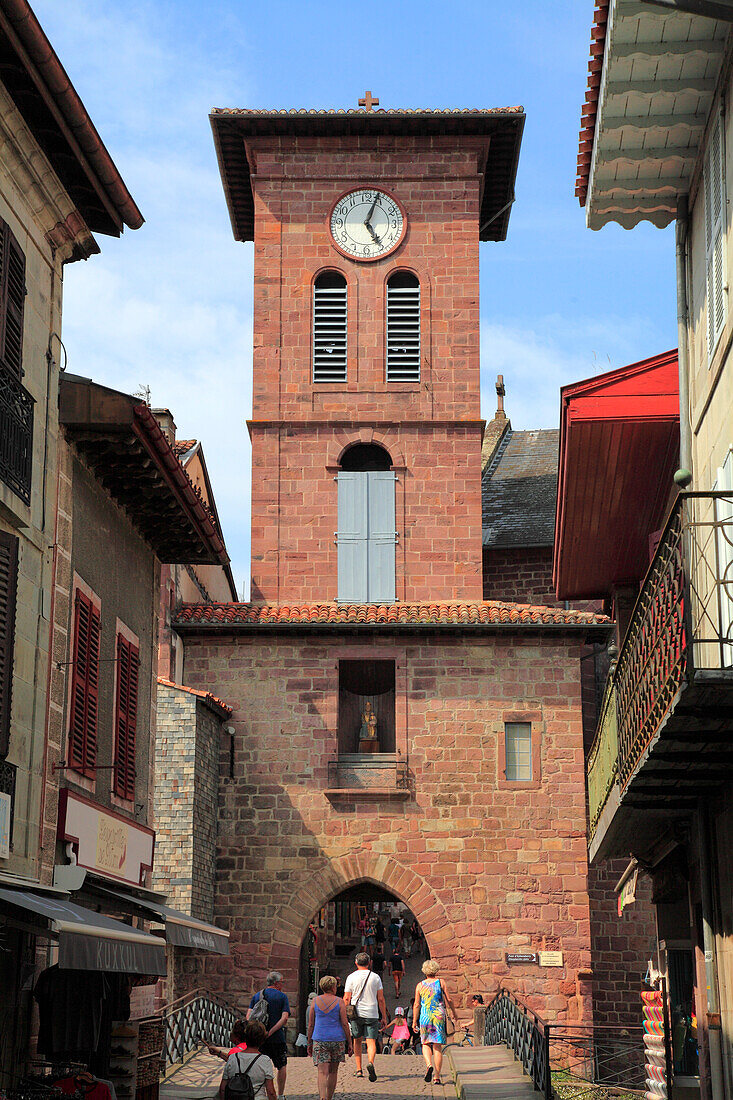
642,989 -> 668,1100
34,966 -> 107,1062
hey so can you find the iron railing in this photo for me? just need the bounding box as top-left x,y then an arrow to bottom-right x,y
0,362 -> 33,504
587,491 -> 733,836
549,1026 -> 649,1100
484,989 -> 551,1099
161,987 -> 239,1071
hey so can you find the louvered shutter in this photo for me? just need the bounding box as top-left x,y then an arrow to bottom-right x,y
366,471 -> 397,602
68,590 -> 100,775
337,472 -> 368,601
0,530 -> 18,757
313,273 -> 347,382
114,634 -> 139,800
386,273 -> 420,382
705,111 -> 727,359
0,221 -> 25,377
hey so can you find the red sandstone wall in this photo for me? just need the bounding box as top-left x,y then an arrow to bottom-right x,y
185,629 -> 594,1025
588,859 -> 656,1029
247,135 -> 485,602
483,547 -> 559,606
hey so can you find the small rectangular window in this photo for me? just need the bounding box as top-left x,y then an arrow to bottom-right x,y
504,721 -> 532,781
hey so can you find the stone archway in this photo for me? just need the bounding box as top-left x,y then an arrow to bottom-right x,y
264,851 -> 455,988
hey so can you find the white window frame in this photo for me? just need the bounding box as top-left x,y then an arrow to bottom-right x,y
504,721 -> 533,782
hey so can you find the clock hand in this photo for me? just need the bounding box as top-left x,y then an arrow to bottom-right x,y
364,195 -> 379,227
365,223 -> 380,245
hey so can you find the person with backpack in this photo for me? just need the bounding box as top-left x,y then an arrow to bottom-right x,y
219,1020 -> 276,1099
247,972 -> 290,1100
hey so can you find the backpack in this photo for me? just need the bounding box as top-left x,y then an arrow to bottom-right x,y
225,1052 -> 264,1099
250,989 -> 270,1026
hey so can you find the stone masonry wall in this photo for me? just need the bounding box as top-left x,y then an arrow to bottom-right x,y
184,628 -> 595,1026
191,698 -> 219,923
153,684 -> 197,908
483,546 -> 559,606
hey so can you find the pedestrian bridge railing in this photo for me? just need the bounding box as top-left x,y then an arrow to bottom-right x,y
484,989 -> 551,1099
160,987 -> 240,1072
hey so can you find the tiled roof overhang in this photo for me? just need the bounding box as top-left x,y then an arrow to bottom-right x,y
157,677 -> 233,719
576,0 -> 729,229
59,376 -> 228,565
0,0 -> 143,236
174,600 -> 610,635
210,107 -> 525,243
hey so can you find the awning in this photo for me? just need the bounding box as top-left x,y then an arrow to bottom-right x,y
86,880 -> 229,955
0,887 -> 167,974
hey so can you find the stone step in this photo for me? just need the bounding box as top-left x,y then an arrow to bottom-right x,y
447,1044 -> 540,1100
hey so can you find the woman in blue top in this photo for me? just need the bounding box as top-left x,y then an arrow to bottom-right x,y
307,975 -> 353,1100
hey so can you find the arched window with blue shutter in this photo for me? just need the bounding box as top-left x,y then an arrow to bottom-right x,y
313,270 -> 347,382
337,444 -> 396,603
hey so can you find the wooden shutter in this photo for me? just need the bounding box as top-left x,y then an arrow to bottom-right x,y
0,221 -> 26,377
68,590 -> 101,775
337,472 -> 368,601
114,634 -> 139,800
366,471 -> 397,602
386,273 -> 420,382
0,530 -> 18,758
705,110 -> 727,359
313,272 -> 347,382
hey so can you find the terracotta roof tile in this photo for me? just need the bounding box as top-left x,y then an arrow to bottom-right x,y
576,1 -> 609,206
173,439 -> 197,459
174,601 -> 609,630
157,676 -> 233,718
211,107 -> 524,118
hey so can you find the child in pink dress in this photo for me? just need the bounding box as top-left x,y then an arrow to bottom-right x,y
382,1006 -> 413,1053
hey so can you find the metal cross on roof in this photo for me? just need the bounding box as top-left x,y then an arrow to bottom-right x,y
358,90 -> 379,112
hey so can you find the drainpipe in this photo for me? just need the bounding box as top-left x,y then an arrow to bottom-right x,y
698,800 -> 725,1100
675,195 -> 693,489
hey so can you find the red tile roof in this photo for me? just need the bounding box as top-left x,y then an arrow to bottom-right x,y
175,601 -> 609,630
576,1 -> 609,206
157,676 -> 233,718
173,439 -> 197,459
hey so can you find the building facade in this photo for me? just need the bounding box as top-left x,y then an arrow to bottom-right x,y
172,101 -> 611,1029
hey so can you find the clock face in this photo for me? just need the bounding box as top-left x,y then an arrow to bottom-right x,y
329,188 -> 406,261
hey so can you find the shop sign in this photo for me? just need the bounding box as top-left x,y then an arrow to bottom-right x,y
58,789 -> 154,887
505,952 -> 538,965
617,864 -> 639,916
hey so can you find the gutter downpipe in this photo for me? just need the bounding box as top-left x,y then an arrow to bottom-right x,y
675,195 -> 693,489
699,799 -> 725,1100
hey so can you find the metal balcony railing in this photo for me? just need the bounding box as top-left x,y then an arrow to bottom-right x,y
587,491 -> 733,838
0,363 -> 33,504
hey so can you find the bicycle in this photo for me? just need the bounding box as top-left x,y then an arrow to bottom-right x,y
455,1025 -> 474,1047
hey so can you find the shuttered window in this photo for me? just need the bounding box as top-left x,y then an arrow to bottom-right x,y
114,633 -> 139,800
68,589 -> 101,776
337,471 -> 397,602
705,110 -> 727,360
0,530 -> 18,758
505,722 -> 532,781
0,219 -> 26,377
386,271 -> 420,382
313,271 -> 347,382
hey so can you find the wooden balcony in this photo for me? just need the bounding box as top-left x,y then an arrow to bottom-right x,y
587,492 -> 733,861
0,362 -> 33,505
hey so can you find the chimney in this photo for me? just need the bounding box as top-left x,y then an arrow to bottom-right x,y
481,375 -> 511,473
152,408 -> 176,445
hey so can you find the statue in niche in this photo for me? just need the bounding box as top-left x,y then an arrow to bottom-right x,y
359,700 -> 379,744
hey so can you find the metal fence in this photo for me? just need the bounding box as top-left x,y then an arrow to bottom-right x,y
484,989 -> 551,1099
0,362 -> 33,504
161,987 -> 239,1071
549,1026 -> 648,1100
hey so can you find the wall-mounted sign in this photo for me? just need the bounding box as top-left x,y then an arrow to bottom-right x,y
58,789 -> 154,887
539,951 -> 564,967
505,952 -> 538,965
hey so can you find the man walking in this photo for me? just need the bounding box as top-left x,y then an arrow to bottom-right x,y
247,970 -> 290,1100
343,952 -> 388,1082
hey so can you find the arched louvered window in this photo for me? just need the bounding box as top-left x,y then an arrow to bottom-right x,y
313,271 -> 347,382
386,271 -> 420,382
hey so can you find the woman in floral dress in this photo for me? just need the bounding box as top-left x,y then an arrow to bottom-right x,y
412,960 -> 457,1086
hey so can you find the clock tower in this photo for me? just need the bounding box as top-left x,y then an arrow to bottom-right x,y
211,99 -> 525,604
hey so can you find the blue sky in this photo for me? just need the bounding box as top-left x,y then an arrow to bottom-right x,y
35,1 -> 677,595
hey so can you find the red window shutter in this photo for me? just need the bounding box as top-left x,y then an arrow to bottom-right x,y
0,221 -> 26,377
68,590 -> 100,776
114,634 -> 139,800
0,530 -> 19,758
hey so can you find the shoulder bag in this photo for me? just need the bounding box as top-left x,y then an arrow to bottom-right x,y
346,972 -> 372,1022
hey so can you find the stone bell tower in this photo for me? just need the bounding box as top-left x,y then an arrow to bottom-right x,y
210,96 -> 525,604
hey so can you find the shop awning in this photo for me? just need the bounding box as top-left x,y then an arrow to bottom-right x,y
87,880 -> 229,955
0,887 -> 167,974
